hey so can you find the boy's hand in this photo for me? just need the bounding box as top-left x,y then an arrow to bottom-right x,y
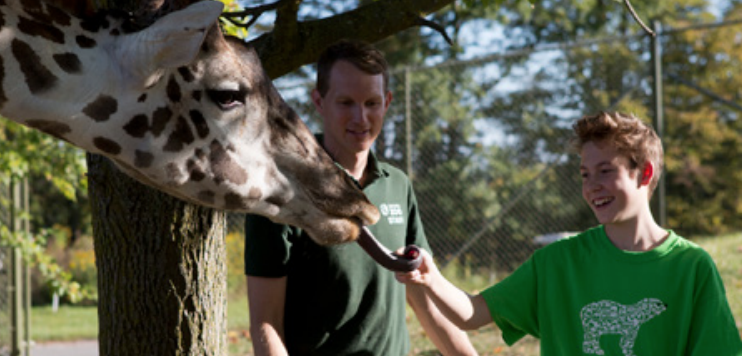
394,249 -> 439,287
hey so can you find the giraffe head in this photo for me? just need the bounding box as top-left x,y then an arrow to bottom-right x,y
0,0 -> 380,244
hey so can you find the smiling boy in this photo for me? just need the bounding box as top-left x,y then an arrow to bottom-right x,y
396,112 -> 742,355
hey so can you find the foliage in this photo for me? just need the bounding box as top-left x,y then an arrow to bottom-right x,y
0,224 -> 96,304
226,229 -> 246,296
1,116 -> 90,304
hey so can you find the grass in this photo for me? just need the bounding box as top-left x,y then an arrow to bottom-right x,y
31,232 -> 742,355
30,305 -> 98,342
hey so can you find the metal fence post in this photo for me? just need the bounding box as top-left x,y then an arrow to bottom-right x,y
21,179 -> 29,356
8,178 -> 28,356
651,20 -> 667,227
9,180 -> 21,356
404,68 -> 413,179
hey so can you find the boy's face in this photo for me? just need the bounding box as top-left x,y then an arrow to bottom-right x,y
580,140 -> 648,226
312,60 -> 391,160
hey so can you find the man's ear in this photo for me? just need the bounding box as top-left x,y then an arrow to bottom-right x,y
641,162 -> 654,186
311,89 -> 323,112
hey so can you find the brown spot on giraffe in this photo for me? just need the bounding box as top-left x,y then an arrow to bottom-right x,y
123,114 -> 149,138
83,95 -> 117,122
17,16 -> 65,43
189,110 -> 209,138
79,15 -> 109,32
248,187 -> 262,200
93,137 -> 121,155
187,159 -> 205,182
75,35 -> 95,48
163,116 -> 194,152
26,119 -> 71,138
134,150 -> 154,168
166,75 -> 181,103
137,93 -> 147,103
209,140 -> 248,186
191,90 -> 202,102
194,149 -> 206,160
177,66 -> 194,82
47,5 -> 70,27
224,193 -> 247,210
52,52 -> 81,73
18,0 -> 44,20
12,39 -> 58,94
150,107 -> 171,137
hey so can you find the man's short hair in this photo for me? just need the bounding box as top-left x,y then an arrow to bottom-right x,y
572,111 -> 664,194
316,39 -> 390,97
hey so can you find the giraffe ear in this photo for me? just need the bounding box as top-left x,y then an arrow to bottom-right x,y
118,1 -> 224,83
141,1 -> 224,68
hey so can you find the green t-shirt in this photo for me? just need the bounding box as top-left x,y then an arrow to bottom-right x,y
480,225 -> 742,355
244,151 -> 430,356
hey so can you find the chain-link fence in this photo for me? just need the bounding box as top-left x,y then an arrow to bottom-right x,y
228,16 -> 742,275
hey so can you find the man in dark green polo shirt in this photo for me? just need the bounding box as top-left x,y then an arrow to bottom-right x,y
244,40 -> 476,355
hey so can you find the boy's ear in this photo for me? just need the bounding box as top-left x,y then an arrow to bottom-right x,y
641,162 -> 654,186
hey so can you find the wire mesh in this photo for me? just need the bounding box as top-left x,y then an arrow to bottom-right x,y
229,17 -> 742,274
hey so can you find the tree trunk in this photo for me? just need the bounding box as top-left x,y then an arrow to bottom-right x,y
87,153 -> 227,356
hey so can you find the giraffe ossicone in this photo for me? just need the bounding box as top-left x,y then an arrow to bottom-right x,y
0,0 -> 380,244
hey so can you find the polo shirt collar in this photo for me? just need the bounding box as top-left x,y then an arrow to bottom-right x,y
314,133 -> 389,187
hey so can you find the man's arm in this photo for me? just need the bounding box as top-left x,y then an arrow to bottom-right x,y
407,285 -> 479,356
247,275 -> 289,356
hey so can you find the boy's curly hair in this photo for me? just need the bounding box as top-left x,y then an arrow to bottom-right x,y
572,112 -> 664,194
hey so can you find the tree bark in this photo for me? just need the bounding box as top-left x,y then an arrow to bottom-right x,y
87,154 -> 227,356
252,0 -> 455,78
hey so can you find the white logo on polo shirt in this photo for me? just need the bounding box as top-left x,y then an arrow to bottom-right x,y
379,203 -> 404,225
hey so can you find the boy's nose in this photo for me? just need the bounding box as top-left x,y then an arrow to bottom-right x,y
585,179 -> 601,192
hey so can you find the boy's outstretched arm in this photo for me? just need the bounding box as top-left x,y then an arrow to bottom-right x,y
396,250 -> 492,331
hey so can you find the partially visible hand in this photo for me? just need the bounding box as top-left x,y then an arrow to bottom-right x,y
394,248 -> 439,287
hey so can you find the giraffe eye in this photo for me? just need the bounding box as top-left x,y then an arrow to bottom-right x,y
207,89 -> 245,110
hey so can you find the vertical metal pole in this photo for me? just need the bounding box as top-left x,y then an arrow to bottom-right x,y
22,178 -> 30,356
9,180 -> 21,356
404,68 -> 413,179
651,21 -> 667,227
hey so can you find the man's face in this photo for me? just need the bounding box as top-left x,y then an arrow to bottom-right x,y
580,140 -> 648,226
312,60 -> 391,160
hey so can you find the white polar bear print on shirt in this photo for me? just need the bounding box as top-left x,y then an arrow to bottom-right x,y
580,298 -> 667,356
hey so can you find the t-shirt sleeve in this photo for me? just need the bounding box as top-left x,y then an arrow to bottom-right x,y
479,254 -> 540,346
406,180 -> 432,255
243,214 -> 293,277
687,252 -> 742,355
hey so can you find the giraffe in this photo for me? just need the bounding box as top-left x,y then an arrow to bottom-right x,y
0,0 -> 381,245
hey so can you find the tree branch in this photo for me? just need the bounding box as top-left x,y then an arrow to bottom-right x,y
622,0 -> 655,37
417,16 -> 453,45
249,0 -> 455,79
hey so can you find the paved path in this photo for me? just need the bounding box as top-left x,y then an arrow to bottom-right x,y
31,340 -> 98,356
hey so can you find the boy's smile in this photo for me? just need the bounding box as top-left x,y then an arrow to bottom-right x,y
580,141 -> 646,226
